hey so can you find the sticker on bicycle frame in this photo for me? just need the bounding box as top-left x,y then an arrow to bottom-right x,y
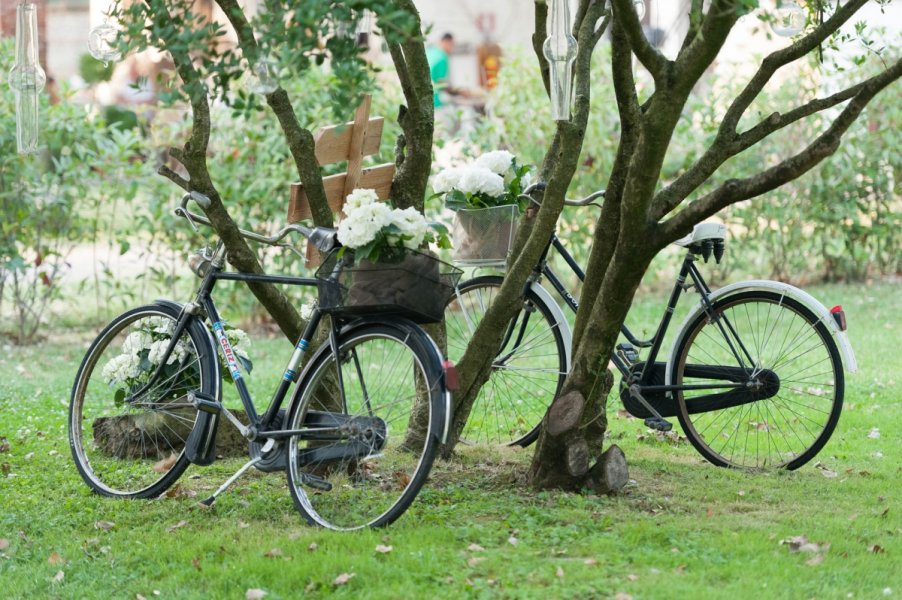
213,321 -> 242,381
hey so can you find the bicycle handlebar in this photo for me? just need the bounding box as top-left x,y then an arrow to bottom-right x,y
174,193 -> 338,252
520,182 -> 605,209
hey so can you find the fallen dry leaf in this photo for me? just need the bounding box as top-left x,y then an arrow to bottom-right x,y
264,548 -> 283,558
48,551 -> 64,566
287,531 -> 302,540
467,543 -> 485,552
467,556 -> 486,568
584,558 -> 599,566
166,520 -> 189,533
614,593 -> 633,600
867,544 -> 885,554
627,574 -> 639,582
507,535 -> 518,546
780,535 -> 829,554
333,572 -> 355,586
137,594 -> 147,600
95,520 -> 115,531
868,428 -> 881,439
52,571 -> 64,583
814,462 -> 838,478
0,437 -> 9,453
307,543 -> 318,552
238,521 -> 250,529
0,539 -> 9,551
556,566 -> 564,578
245,589 -> 267,600
1,463 -> 10,475
375,544 -> 392,554
191,558 -> 201,571
153,453 -> 178,474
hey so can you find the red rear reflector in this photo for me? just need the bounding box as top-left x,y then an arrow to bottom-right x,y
830,305 -> 847,331
442,360 -> 460,391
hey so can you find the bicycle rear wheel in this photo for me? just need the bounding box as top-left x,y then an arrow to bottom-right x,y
285,323 -> 445,530
445,276 -> 567,446
673,291 -> 843,470
69,303 -> 218,497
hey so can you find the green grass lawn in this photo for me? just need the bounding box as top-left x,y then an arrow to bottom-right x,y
1,282 -> 899,599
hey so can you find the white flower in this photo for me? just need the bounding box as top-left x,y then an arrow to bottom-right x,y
388,207 -> 429,250
148,339 -> 183,366
121,331 -> 152,357
102,353 -> 141,386
475,150 -> 515,175
344,188 -> 379,212
432,167 -> 464,194
337,201 -> 392,248
458,167 -> 505,197
147,316 -> 174,335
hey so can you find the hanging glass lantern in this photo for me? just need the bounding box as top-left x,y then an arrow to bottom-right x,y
8,2 -> 47,155
543,0 -> 578,121
771,1 -> 806,37
246,56 -> 279,95
88,20 -> 122,63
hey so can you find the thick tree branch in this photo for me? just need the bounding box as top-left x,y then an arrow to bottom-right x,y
651,75 -> 874,221
610,0 -> 670,84
532,1 -> 551,96
718,0 -> 869,138
214,0 -> 331,227
386,0 -> 434,212
658,57 -> 902,242
673,0 -> 740,94
158,164 -> 190,190
152,0 -> 303,341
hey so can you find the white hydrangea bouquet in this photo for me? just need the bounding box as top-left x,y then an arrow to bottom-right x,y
431,151 -> 533,265
431,150 -> 533,212
336,188 -> 451,263
102,317 -> 252,404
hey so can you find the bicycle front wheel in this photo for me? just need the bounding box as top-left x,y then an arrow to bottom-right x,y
69,303 -> 218,498
445,276 -> 567,446
673,291 -> 843,470
286,323 -> 445,530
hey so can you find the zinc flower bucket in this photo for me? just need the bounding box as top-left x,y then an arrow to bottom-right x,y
451,204 -> 519,267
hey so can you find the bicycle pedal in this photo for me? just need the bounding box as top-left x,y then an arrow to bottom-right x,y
189,392 -> 221,414
616,343 -> 639,364
300,472 -> 333,492
643,416 -> 673,432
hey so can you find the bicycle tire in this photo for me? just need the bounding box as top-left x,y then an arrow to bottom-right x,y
445,276 -> 567,446
285,322 -> 445,530
673,291 -> 844,470
69,303 -> 219,498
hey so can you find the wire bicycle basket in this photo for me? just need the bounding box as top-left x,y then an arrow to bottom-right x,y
316,250 -> 462,324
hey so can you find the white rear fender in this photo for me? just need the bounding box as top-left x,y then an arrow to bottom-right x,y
666,280 -> 857,386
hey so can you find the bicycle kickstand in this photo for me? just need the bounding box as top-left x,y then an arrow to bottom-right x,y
198,440 -> 276,507
627,384 -> 673,432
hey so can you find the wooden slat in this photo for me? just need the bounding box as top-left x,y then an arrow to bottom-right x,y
313,117 -> 384,165
342,96 -> 372,199
288,163 -> 395,223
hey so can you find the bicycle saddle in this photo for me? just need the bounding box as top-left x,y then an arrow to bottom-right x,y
673,222 -> 726,247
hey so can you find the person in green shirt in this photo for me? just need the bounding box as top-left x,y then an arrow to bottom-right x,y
426,33 -> 455,108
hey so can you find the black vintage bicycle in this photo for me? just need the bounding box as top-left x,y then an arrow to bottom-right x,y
69,192 -> 459,530
445,185 -> 856,470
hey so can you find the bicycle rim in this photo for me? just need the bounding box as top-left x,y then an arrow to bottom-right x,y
675,292 -> 843,470
445,277 -> 566,446
69,305 -> 215,497
286,326 -> 440,530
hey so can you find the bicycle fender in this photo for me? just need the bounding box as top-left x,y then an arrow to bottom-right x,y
665,280 -> 857,388
528,282 -> 573,369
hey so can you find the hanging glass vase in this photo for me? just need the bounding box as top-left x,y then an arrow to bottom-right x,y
543,0 -> 577,121
7,2 -> 47,155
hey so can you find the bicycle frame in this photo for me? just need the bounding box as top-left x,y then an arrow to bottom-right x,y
139,241 -> 348,442
530,232 -> 747,396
